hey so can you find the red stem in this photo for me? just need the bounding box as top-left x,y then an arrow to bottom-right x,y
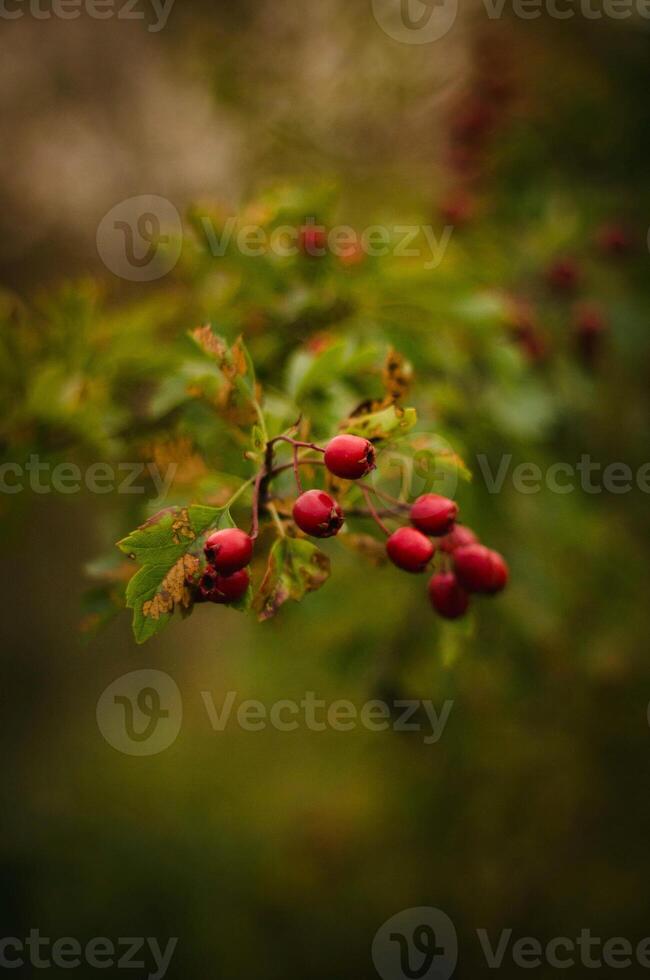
249,467 -> 266,540
268,435 -> 326,454
292,444 -> 304,494
370,485 -> 411,510
361,485 -> 391,536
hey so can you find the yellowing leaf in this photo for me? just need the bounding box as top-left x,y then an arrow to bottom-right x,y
117,504 -> 233,643
254,537 -> 330,622
342,404 -> 417,440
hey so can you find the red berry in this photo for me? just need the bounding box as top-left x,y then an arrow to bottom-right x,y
204,528 -> 253,575
200,568 -> 250,604
410,494 -> 459,536
454,544 -> 509,595
489,552 -> 509,593
299,224 -> 328,257
386,527 -> 435,573
293,489 -> 344,538
324,434 -> 376,480
428,572 -> 470,619
439,525 -> 478,553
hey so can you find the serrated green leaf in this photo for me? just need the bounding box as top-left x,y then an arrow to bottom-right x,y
117,504 -> 232,643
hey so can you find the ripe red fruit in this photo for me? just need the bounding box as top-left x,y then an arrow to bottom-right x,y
324,434 -> 376,480
428,572 -> 470,619
410,494 -> 459,536
454,544 -> 509,595
386,527 -> 435,573
293,489 -> 344,538
204,528 -> 253,575
439,525 -> 478,553
299,224 -> 328,257
200,568 -> 250,604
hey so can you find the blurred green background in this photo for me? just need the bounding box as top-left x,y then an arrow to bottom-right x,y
2,2 -> 650,977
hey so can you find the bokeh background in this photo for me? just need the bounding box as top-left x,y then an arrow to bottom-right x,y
2,1 -> 650,977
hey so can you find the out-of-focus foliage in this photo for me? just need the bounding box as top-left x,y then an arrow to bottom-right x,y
2,14 -> 650,978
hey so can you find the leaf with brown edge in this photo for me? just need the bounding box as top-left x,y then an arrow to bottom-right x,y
254,538 -> 330,622
190,324 -> 228,361
382,347 -> 412,403
190,326 -> 257,422
117,503 -> 233,643
142,554 -> 199,621
341,404 -> 417,441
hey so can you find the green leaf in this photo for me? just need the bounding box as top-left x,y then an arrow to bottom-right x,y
254,537 -> 330,622
342,404 -> 417,440
117,504 -> 232,644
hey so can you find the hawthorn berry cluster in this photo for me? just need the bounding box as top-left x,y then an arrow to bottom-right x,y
191,432 -> 507,619
288,434 -> 508,621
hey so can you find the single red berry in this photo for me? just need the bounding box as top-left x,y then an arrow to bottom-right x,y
299,224 -> 328,257
410,494 -> 459,536
200,568 -> 250,604
488,552 -> 509,594
454,544 -> 509,595
324,434 -> 376,480
439,525 -> 478,553
204,527 -> 253,575
293,489 -> 344,538
428,572 -> 470,619
386,527 -> 435,573
546,258 -> 581,294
